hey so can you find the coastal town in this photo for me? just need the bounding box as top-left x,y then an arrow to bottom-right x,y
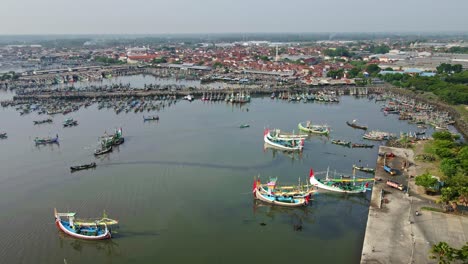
0,26 -> 467,264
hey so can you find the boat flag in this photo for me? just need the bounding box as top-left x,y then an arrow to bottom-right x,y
365,182 -> 369,188
305,195 -> 310,204
301,138 -> 305,146
263,128 -> 269,136
309,168 -> 314,179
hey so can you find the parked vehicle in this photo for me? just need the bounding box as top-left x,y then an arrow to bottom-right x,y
386,180 -> 404,191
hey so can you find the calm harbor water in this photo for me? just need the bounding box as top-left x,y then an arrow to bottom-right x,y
0,93 -> 434,264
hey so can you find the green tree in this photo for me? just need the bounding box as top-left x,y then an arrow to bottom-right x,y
432,131 -> 454,141
457,146 -> 468,172
415,173 -> 438,191
440,158 -> 458,177
430,242 -> 457,264
366,64 -> 381,75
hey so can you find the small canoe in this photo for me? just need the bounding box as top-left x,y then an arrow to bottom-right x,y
0,132 -> 7,139
352,164 -> 375,174
331,139 -> 351,147
143,116 -> 159,121
70,162 -> 97,172
351,143 -> 374,148
34,135 -> 59,145
346,121 -> 367,130
298,122 -> 330,135
240,124 -> 250,128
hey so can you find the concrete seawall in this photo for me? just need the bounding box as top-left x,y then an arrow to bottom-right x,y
360,146 -> 468,264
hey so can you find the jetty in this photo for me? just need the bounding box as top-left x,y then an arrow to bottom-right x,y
360,146 -> 468,264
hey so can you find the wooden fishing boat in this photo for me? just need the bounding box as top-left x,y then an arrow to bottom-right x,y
253,179 -> 310,207
351,143 -> 374,148
63,118 -> 78,127
298,121 -> 330,135
94,145 -> 112,156
100,128 -> 124,146
269,129 -> 308,139
415,130 -> 426,135
33,118 -> 53,125
34,134 -> 59,145
54,209 -> 112,240
240,124 -> 250,128
331,139 -> 351,147
70,162 -> 97,172
264,129 -> 304,151
309,168 -> 372,194
362,131 -> 393,141
0,132 -> 7,139
346,120 -> 368,130
352,164 -> 375,174
143,115 -> 159,121
257,177 -> 316,198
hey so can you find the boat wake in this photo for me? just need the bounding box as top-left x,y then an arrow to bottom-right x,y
101,160 -> 279,171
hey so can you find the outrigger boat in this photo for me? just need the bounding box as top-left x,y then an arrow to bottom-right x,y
143,115 -> 159,121
352,164 -> 375,174
54,209 -> 113,240
351,143 -> 374,148
63,118 -> 78,127
346,120 -> 368,130
269,128 -> 308,139
94,145 -> 112,156
298,121 -> 330,135
100,128 -> 124,146
253,178 -> 310,207
363,131 -> 393,141
309,168 -> 372,194
257,177 -> 316,198
70,162 -> 97,172
331,139 -> 351,147
34,134 -> 59,145
264,129 -> 304,151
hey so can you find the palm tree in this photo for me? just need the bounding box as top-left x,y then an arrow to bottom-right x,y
430,242 -> 456,264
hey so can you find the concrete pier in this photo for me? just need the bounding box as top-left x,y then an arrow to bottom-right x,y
360,146 -> 468,264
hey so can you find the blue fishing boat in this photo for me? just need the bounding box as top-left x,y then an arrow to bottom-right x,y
143,115 -> 159,121
54,209 -> 112,240
253,178 -> 310,207
34,134 -> 59,145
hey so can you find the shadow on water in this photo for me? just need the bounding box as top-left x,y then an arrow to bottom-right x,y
58,232 -> 121,257
101,159 -> 280,171
250,200 -> 316,231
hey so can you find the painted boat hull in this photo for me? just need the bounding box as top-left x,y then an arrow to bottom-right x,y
309,175 -> 366,194
346,121 -> 367,130
264,134 -> 303,151
55,219 -> 111,240
352,165 -> 375,173
254,188 -> 308,207
298,123 -> 329,135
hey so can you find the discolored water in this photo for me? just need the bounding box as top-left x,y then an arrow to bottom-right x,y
0,94 -> 433,264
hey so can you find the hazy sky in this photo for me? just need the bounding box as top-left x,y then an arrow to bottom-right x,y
1,0 -> 467,34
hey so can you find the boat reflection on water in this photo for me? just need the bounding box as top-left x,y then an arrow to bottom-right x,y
263,143 -> 303,161
252,200 -> 315,231
57,232 -> 121,257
